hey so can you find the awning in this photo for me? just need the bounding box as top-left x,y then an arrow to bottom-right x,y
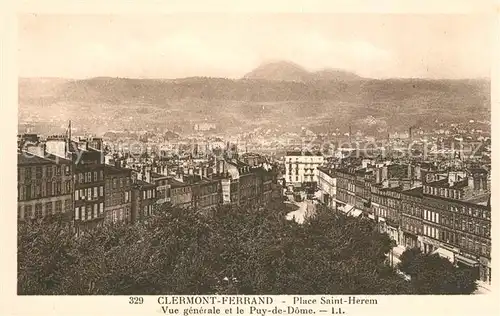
341,204 -> 354,214
433,247 -> 455,263
350,209 -> 363,217
456,254 -> 479,267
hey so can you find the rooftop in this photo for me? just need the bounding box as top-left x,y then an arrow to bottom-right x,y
151,172 -> 169,179
402,186 -> 424,198
134,179 -> 156,188
17,152 -> 52,165
168,178 -> 190,188
286,150 -> 323,157
463,193 -> 490,206
104,164 -> 132,175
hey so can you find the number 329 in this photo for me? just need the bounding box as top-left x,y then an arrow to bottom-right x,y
129,297 -> 144,304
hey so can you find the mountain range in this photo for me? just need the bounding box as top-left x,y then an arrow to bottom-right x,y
18,61 -> 491,135
243,61 -> 362,82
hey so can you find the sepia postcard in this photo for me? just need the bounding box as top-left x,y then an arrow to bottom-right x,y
1,0 -> 499,315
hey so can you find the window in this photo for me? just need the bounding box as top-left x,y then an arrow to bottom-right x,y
94,187 -> 98,199
25,167 -> 32,180
55,166 -> 61,176
25,205 -> 33,219
99,203 -> 104,214
94,204 -> 98,218
47,181 -> 53,196
35,203 -> 42,218
18,206 -> 23,220
75,207 -> 80,220
36,166 -> 42,179
19,185 -> 25,201
143,191 -> 146,199
47,166 -> 53,178
94,171 -> 98,181
65,199 -> 71,213
65,166 -> 70,175
75,190 -> 79,200
81,206 -> 86,220
55,200 -> 62,213
55,182 -> 61,195
125,191 -> 129,202
100,186 -> 104,197
45,202 -> 53,216
87,206 -> 92,220
35,184 -> 41,198
435,213 -> 439,224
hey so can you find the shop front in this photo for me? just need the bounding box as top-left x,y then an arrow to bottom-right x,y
455,253 -> 480,280
420,236 -> 442,254
478,256 -> 491,285
402,231 -> 419,249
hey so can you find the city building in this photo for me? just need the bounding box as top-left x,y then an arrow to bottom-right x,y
284,151 -> 324,189
17,152 -> 73,227
168,178 -> 193,209
72,147 -> 106,235
104,164 -> 133,224
189,173 -> 222,211
317,167 -> 337,209
131,178 -> 158,223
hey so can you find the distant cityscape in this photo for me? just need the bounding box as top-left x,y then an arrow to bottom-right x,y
17,115 -> 491,293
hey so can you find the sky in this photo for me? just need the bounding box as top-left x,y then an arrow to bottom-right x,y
18,14 -> 493,79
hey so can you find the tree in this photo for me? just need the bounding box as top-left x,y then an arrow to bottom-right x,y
398,247 -> 423,275
397,248 -> 477,294
18,202 -> 414,295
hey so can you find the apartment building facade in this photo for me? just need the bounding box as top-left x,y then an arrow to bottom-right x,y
131,179 -> 158,223
104,165 -> 133,224
317,167 -> 337,209
72,149 -> 106,234
17,152 -> 73,226
284,151 -> 324,188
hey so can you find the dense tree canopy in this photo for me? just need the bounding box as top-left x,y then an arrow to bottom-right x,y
397,247 -> 477,294
19,202 -> 414,295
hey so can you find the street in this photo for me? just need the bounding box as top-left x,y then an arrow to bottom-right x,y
285,199 -> 316,224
